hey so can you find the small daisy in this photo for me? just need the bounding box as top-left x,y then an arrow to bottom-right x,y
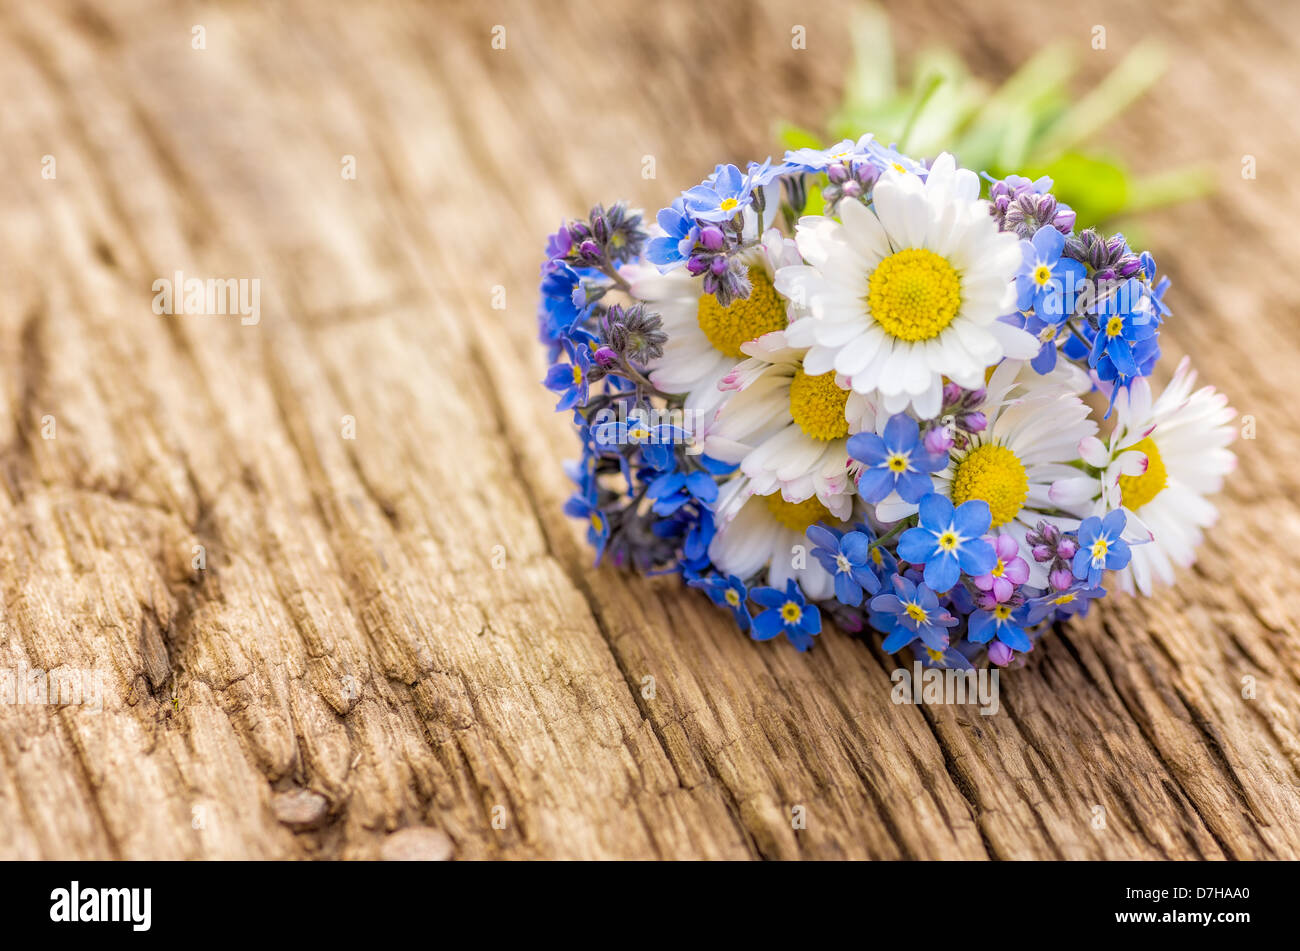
775,153 -> 1037,418
1065,357 -> 1237,594
701,329 -> 873,517
707,475 -> 849,601
622,228 -> 799,415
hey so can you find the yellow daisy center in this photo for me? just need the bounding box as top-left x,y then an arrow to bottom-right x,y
696,267 -> 788,358
1118,436 -> 1169,510
905,602 -> 929,624
780,601 -> 803,623
951,443 -> 1029,529
1033,264 -> 1052,286
788,368 -> 851,441
763,492 -> 833,533
866,248 -> 962,342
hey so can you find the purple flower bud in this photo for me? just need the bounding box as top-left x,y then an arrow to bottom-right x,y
686,255 -> 708,276
988,640 -> 1014,667
710,256 -> 728,276
1049,567 -> 1075,591
593,346 -> 619,367
1057,537 -> 1078,559
942,382 -> 963,405
1031,544 -> 1053,563
1120,258 -> 1142,277
923,426 -> 954,455
579,239 -> 601,260
962,411 -> 987,434
1055,209 -> 1076,233
966,388 -> 986,407
826,163 -> 849,184
842,181 -> 863,198
592,216 -> 609,243
699,225 -> 725,251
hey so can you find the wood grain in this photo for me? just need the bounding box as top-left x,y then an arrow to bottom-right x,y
0,0 -> 1297,860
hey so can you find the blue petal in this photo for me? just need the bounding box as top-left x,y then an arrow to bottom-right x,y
840,531 -> 871,564
752,609 -> 785,640
895,468 -> 934,503
998,625 -> 1032,652
750,586 -> 786,608
952,499 -> 992,538
923,554 -> 960,593
882,414 -> 919,452
956,537 -> 997,576
857,467 -> 895,504
834,572 -> 862,607
897,528 -> 936,564
917,492 -> 954,530
846,431 -> 887,465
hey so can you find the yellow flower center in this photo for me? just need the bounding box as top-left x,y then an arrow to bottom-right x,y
866,248 -> 962,342
925,647 -> 944,663
887,451 -> 910,473
993,603 -> 1013,620
1033,264 -> 1052,286
571,364 -> 583,385
719,197 -> 739,213
762,492 -> 833,533
1053,592 -> 1076,606
589,512 -> 604,533
788,368 -> 851,440
950,443 -> 1029,530
905,602 -> 929,624
1118,436 -> 1169,510
936,531 -> 959,553
724,588 -> 741,607
1105,315 -> 1124,338
696,267 -> 788,358
780,601 -> 803,623
990,558 -> 1005,578
1090,538 -> 1110,560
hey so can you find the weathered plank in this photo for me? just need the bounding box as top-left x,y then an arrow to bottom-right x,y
0,0 -> 1296,860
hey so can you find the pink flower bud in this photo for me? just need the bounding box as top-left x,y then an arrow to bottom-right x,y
699,226 -> 725,251
988,641 -> 1014,667
1049,568 -> 1074,591
923,427 -> 954,455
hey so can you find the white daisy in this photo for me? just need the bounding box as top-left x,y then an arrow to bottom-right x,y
708,476 -> 847,601
775,153 -> 1037,418
875,363 -> 1099,587
1062,358 -> 1237,594
701,329 -> 875,518
622,227 -> 800,417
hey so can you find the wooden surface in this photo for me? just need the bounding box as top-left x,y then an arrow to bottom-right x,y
0,0 -> 1298,860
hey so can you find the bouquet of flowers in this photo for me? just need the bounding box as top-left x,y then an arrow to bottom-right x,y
538,135 -> 1236,669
